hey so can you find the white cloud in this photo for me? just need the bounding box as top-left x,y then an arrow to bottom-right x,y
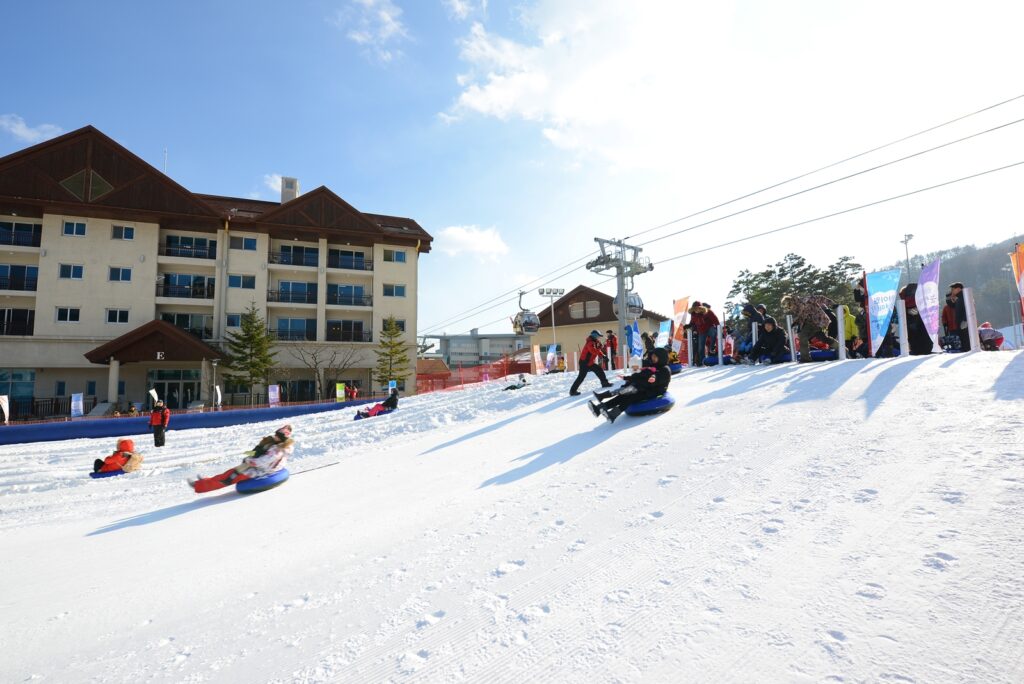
0,114 -> 63,144
437,225 -> 509,260
332,0 -> 410,63
442,0 -> 486,21
263,173 -> 283,195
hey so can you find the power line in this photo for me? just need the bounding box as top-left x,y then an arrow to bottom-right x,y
636,114 -> 1024,249
624,91 -> 1024,241
650,159 -> 1024,267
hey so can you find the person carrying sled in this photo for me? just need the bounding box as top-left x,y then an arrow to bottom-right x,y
149,400 -> 170,447
93,438 -> 143,474
588,347 -> 672,423
569,330 -> 613,396
188,424 -> 294,493
747,316 -> 791,364
358,388 -> 399,418
780,294 -> 840,362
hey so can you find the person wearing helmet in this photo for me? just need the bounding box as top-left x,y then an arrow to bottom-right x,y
188,425 -> 294,493
569,330 -> 613,396
93,438 -> 143,474
588,347 -> 672,423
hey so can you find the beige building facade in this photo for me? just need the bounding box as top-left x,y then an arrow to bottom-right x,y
0,126 -> 431,416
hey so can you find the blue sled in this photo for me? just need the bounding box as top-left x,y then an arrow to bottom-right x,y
236,468 -> 290,494
89,469 -> 126,479
624,393 -> 676,417
669,363 -> 684,374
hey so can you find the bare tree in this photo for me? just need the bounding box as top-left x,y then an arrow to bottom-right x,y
288,344 -> 364,399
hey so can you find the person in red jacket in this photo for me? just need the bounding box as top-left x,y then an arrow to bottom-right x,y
605,329 -> 619,370
149,400 -> 170,447
569,330 -> 613,396
93,438 -> 143,474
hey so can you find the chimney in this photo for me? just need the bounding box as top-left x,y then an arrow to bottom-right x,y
281,176 -> 299,203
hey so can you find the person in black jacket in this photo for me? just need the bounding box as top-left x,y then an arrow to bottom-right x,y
747,316 -> 790,364
357,388 -> 399,418
588,347 -> 672,423
945,282 -> 969,352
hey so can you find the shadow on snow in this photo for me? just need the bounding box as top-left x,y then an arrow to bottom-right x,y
87,494 -> 239,536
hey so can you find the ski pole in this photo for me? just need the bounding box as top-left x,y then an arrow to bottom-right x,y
292,461 -> 340,476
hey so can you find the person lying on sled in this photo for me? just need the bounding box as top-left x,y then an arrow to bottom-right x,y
93,438 -> 143,474
588,347 -> 672,423
357,388 -> 399,418
503,374 -> 528,390
188,424 -> 294,493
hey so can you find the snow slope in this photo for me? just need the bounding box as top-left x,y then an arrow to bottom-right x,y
2,353 -> 1024,683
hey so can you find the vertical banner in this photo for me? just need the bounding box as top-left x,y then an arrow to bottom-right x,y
546,343 -> 558,371
336,382 -> 346,402
214,386 -> 222,406
533,344 -> 543,373
70,392 -> 84,418
658,320 -> 672,342
865,269 -> 902,355
0,394 -> 8,424
1011,243 -> 1024,316
671,297 -> 690,356
915,258 -> 942,352
268,384 -> 280,406
148,388 -> 159,403
630,321 -> 643,359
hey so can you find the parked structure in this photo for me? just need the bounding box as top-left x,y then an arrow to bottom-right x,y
0,126 -> 431,416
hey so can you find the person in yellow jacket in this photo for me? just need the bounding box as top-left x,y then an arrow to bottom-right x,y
842,305 -> 863,357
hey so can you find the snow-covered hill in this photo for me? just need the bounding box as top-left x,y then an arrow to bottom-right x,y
2,353 -> 1024,683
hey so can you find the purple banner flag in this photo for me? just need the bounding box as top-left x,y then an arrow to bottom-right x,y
915,258 -> 942,352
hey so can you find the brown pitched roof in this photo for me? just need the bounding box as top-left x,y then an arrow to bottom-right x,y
84,320 -> 224,365
534,284 -> 669,328
416,358 -> 451,376
364,212 -> 433,252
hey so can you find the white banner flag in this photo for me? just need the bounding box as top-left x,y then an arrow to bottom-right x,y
268,384 -> 280,406
148,388 -> 159,403
0,395 -> 8,424
214,386 -> 222,406
70,393 -> 84,418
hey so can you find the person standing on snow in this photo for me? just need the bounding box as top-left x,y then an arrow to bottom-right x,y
780,293 -> 840,362
605,329 -> 619,370
149,400 -> 170,447
588,347 -> 672,423
188,425 -> 294,493
569,330 -> 613,396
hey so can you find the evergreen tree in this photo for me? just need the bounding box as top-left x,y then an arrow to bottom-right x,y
223,303 -> 276,395
373,316 -> 411,389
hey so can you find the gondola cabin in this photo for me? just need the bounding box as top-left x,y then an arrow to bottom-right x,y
613,293 -> 645,320
513,311 -> 542,335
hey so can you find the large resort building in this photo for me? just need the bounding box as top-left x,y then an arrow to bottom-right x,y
0,126 -> 431,417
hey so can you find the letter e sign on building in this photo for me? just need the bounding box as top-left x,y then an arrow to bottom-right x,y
156,351 -> 165,360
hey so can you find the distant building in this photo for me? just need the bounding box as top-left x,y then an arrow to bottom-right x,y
0,126 -> 431,416
428,329 -> 531,368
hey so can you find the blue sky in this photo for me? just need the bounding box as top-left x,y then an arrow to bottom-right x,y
4,0 -> 1024,337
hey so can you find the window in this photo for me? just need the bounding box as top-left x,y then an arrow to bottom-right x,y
109,267 -> 132,282
0,222 -> 43,247
0,264 -> 38,290
586,300 -> 600,318
384,318 -> 406,332
118,380 -> 125,397
276,317 -> 316,341
86,380 -> 96,396
55,381 -> 66,397
229,235 -> 257,251
228,274 -> 255,289
62,221 -> 86,236
161,273 -> 214,298
327,283 -> 366,305
111,225 -> 134,240
569,302 -> 585,319
276,281 -> 317,303
383,283 -> 406,297
106,309 -> 129,323
226,313 -> 241,327
59,264 -> 83,279
56,307 -> 80,322
279,244 -> 319,266
161,312 -> 213,339
383,249 -> 406,263
328,248 -> 367,270
326,319 -> 366,342
165,234 -> 215,258
0,368 -> 35,399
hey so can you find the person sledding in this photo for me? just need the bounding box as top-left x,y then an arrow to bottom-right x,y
588,347 -> 672,423
188,424 -> 294,493
93,438 -> 143,474
357,388 -> 399,418
503,374 -> 528,390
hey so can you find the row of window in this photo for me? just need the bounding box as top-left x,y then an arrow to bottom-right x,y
62,221 -> 135,240
57,264 -> 133,282
51,380 -> 125,398
44,307 -> 405,332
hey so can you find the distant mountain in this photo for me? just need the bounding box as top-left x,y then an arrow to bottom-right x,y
877,234 -> 1024,328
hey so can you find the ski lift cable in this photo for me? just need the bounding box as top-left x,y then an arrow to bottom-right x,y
635,114 -> 1024,249
420,94 -> 1024,336
623,91 -> 1024,242
649,159 -> 1024,268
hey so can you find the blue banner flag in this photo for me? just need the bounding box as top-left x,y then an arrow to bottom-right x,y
658,320 -> 672,342
630,321 -> 644,359
865,268 -> 902,355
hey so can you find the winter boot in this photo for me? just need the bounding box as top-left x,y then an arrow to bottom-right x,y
602,406 -> 624,424
592,390 -> 614,400
588,400 -> 602,417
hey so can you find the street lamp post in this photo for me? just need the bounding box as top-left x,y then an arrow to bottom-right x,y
538,288 -> 565,364
900,234 -> 914,282
1002,265 -> 1022,348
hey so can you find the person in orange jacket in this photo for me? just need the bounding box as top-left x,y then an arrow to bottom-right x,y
149,400 -> 170,447
93,438 -> 143,474
569,330 -> 613,396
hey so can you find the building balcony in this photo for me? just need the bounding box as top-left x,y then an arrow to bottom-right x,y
155,284 -> 215,300
158,244 -> 216,260
325,293 -> 372,307
267,290 -> 317,305
268,328 -> 317,342
327,255 -> 373,271
268,252 -> 318,268
0,232 -> 41,248
325,330 -> 372,343
0,321 -> 34,336
174,325 -> 214,340
0,277 -> 37,292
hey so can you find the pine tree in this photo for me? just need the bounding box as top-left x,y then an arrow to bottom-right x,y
373,316 -> 411,389
223,303 -> 277,396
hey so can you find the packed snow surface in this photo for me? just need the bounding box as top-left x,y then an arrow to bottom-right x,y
2,353 -> 1024,683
